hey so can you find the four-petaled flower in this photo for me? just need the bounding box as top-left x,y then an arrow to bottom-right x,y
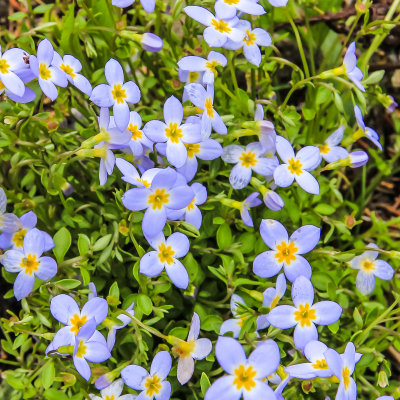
122,167 -> 194,237
172,312 -> 212,385
1,228 -> 57,300
349,243 -> 394,295
274,136 -> 321,195
268,276 -> 342,350
222,142 -> 278,190
354,105 -> 382,150
90,58 -> 141,131
205,336 -> 280,400
140,231 -> 190,289
253,219 -> 320,282
122,351 -> 172,400
143,95 -> 202,168
0,45 -> 27,97
341,42 -> 365,92
318,126 -> 349,163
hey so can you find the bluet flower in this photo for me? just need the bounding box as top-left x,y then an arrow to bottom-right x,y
167,182 -> 207,230
107,302 -> 134,351
47,293 -> 108,353
0,46 -> 28,97
263,189 -> 284,211
222,142 -> 278,190
348,150 -> 368,168
140,231 -> 190,289
0,210 -> 53,251
178,51 -> 227,85
215,0 -> 265,19
141,33 -> 163,52
324,342 -> 359,400
52,53 -> 92,96
90,58 -> 141,131
172,312 -> 212,385
257,273 -> 286,330
89,379 -> 136,400
274,136 -> 321,195
349,243 -> 394,295
143,95 -> 201,168
184,6 -> 245,48
73,318 -> 111,381
220,294 -> 249,338
205,337 -> 279,400
253,219 -> 320,282
342,42 -> 365,92
185,83 -> 227,138
29,39 -> 68,101
112,0 -> 155,12
224,21 -> 271,67
254,104 -> 276,154
122,167 -> 194,237
1,228 -> 57,300
387,95 -> 398,113
122,351 -> 172,399
0,79 -> 35,103
268,276 -> 342,350
354,105 -> 382,150
240,192 -> 262,227
0,188 -> 21,233
116,159 -> 161,188
318,126 -> 348,163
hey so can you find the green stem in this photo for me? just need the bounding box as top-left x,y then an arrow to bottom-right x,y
120,311 -> 168,341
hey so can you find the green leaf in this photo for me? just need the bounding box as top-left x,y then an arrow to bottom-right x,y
200,373 -> 211,396
53,227 -> 72,263
216,223 -> 232,249
137,294 -> 153,316
353,307 -> 363,329
55,279 -> 81,289
302,108 -> 316,120
41,360 -> 55,390
77,233 -> 90,256
8,12 -> 27,21
93,234 -> 112,252
314,203 -> 336,215
362,70 -> 385,85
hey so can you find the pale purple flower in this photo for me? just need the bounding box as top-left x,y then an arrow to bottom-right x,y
348,150 -> 368,168
215,0 -> 265,19
90,58 -> 141,131
141,33 -> 163,52
253,219 -> 320,282
263,190 -> 284,211
240,192 -> 262,227
319,126 -> 348,163
116,159 -> 161,188
0,188 -> 21,233
268,276 -> 342,350
122,351 -> 172,399
254,104 -> 276,155
354,105 -> 382,150
343,42 -> 365,92
107,302 -> 134,351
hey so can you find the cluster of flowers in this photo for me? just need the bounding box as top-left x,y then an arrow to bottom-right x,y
0,0 -> 397,399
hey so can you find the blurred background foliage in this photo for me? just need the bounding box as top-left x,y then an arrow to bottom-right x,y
0,0 -> 399,399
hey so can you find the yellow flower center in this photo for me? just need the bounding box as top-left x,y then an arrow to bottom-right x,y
186,198 -> 196,212
20,254 -> 39,275
239,151 -> 257,168
270,295 -> 280,310
244,30 -> 256,46
205,97 -> 214,118
233,365 -> 257,391
205,60 -> 220,75
111,83 -> 127,104
312,359 -> 329,370
145,375 -> 162,397
294,303 -> 316,327
0,81 -> 5,90
105,396 -> 115,400
275,241 -> 298,264
128,123 -> 143,140
0,59 -> 10,74
39,63 -> 52,80
92,146 -> 108,159
69,314 -> 88,335
165,122 -> 183,143
137,178 -> 150,188
224,0 -> 239,3
60,63 -> 76,79
185,143 -> 200,158
12,228 -> 27,248
238,316 -> 247,327
188,71 -> 199,82
211,18 -> 231,34
342,367 -> 350,390
288,158 -> 303,175
319,143 -> 330,154
361,259 -> 375,273
158,242 -> 175,264
148,188 -> 170,210
173,339 -> 196,358
75,339 -> 87,358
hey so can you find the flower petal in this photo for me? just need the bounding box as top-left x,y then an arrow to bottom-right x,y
293,323 -> 318,350
13,272 -> 35,300
260,219 -> 288,249
253,250 -> 282,279
248,339 -> 280,378
122,188 -> 151,211
192,338 -> 212,360
164,95 -> 183,125
168,186 -> 194,210
150,351 -> 172,380
165,259 -> 189,289
292,276 -> 314,308
36,256 -> 57,280
290,225 -> 320,254
312,301 -> 342,326
73,355 -> 91,381
85,341 -> 111,363
140,251 -> 165,277
356,271 -> 375,295
215,336 -> 246,374
121,365 -> 149,390
177,356 -> 194,385
243,380 -> 275,400
273,164 -> 295,188
374,260 -> 394,280
283,255 -> 312,283
50,294 -> 79,325
204,375 -> 240,400
81,297 -> 108,325
105,58 -> 124,85
166,140 -> 187,168
166,232 -> 190,258
276,136 -> 294,163
142,208 -> 167,238
295,171 -> 320,195
267,305 -> 296,329
229,163 -> 252,190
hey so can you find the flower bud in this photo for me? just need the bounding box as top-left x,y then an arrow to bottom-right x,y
263,190 -> 284,211
377,370 -> 389,388
95,372 -> 114,390
141,33 -> 163,52
348,150 -> 368,168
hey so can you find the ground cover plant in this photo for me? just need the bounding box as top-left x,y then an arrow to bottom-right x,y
0,0 -> 399,399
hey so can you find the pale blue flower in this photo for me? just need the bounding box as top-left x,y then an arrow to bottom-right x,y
122,351 -> 172,399
222,142 -> 278,189
354,105 -> 382,150
178,51 -> 227,85
253,219 -> 320,282
348,150 -> 368,168
90,58 -> 141,131
254,104 -> 276,154
116,159 -> 161,188
112,0 -> 155,12
140,231 -> 190,289
0,188 -> 21,233
141,33 -> 163,52
205,337 -> 279,400
107,302 -> 134,351
319,126 -> 348,163
268,0 -> 288,6
274,136 -> 321,195
215,0 -> 265,19
343,42 -> 365,92
349,243 -> 394,295
220,294 -> 249,338
89,379 -> 136,400
1,228 -> 57,300
240,192 -> 262,227
143,95 -> 202,168
263,190 -> 284,211
29,39 -> 68,101
184,6 -> 245,48
268,276 -> 342,350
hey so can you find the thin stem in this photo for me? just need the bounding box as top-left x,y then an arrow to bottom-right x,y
120,311 -> 168,341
